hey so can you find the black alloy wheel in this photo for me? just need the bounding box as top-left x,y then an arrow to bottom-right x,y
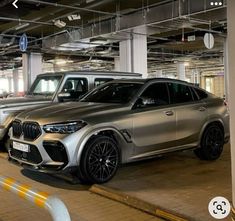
195,124 -> 224,160
80,136 -> 119,184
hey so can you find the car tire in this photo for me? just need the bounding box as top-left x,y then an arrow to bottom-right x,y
195,124 -> 224,160
79,136 -> 120,184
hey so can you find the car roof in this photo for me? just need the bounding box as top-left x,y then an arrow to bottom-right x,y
108,78 -> 196,85
37,70 -> 142,77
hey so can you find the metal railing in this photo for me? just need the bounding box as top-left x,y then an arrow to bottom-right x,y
0,175 -> 71,221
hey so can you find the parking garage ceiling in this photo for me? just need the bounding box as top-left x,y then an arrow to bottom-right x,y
0,0 -> 227,72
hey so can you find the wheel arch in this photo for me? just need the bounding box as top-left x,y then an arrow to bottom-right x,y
199,119 -> 225,147
76,127 -> 130,165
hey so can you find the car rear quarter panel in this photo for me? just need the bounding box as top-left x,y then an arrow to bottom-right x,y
202,97 -> 229,139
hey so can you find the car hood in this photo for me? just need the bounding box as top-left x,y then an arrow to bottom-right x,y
0,96 -> 51,108
17,102 -> 130,125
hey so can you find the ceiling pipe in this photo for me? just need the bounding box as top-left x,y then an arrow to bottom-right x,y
0,34 -> 36,39
0,16 -> 79,29
21,0 -> 117,16
14,0 -> 116,34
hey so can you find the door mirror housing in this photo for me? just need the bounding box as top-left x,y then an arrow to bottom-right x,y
58,92 -> 72,102
133,97 -> 155,109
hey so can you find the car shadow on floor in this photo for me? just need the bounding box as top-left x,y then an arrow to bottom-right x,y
21,169 -> 90,191
106,148 -> 231,192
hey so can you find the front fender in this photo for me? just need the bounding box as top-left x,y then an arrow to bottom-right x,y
75,126 -> 132,165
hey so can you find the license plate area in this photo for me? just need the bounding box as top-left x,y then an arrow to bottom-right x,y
13,141 -> 29,152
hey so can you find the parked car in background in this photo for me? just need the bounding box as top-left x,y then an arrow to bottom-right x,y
0,89 -> 8,98
9,78 -> 229,184
0,71 -> 141,150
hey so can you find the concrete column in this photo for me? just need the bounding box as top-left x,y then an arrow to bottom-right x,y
114,57 -> 120,71
224,38 -> 229,101
7,77 -> 13,93
227,0 -> 235,210
13,69 -> 19,94
196,71 -> 200,85
22,53 -> 42,91
191,69 -> 200,85
177,62 -> 186,80
120,39 -> 132,73
190,70 -> 195,83
120,26 -> 148,77
132,27 -> 148,77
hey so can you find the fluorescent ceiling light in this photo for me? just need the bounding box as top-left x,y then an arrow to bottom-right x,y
54,20 -> 66,28
54,59 -> 73,65
68,14 -> 81,21
15,23 -> 30,30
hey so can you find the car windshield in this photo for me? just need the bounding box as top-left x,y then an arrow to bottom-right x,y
81,82 -> 143,104
28,75 -> 62,97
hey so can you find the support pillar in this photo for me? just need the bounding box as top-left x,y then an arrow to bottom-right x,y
7,77 -> 12,93
224,38 -> 229,101
120,39 -> 132,73
114,57 -> 120,71
22,53 -> 42,91
13,69 -> 19,94
191,70 -> 195,83
120,26 -> 148,77
177,62 -> 186,81
227,0 -> 235,212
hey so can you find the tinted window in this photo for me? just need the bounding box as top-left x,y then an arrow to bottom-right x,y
190,87 -> 199,101
194,88 -> 208,100
81,82 -> 143,104
62,78 -> 88,98
139,83 -> 169,107
94,78 -> 113,87
167,83 -> 193,104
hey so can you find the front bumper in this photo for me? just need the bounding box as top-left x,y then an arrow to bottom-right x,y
8,156 -> 78,175
8,140 -> 69,171
8,121 -> 89,174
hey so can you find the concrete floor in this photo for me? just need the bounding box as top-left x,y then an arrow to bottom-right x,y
0,144 -> 231,221
0,153 -> 162,221
104,143 -> 232,221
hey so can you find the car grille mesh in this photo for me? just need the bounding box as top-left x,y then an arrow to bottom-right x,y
10,145 -> 42,164
12,120 -> 41,140
12,120 -> 22,138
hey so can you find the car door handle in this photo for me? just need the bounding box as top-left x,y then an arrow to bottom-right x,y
164,110 -> 174,116
199,106 -> 206,112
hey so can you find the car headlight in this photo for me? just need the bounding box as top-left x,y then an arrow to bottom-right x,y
43,121 -> 87,134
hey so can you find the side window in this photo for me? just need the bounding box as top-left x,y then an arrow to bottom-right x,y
194,88 -> 208,100
94,78 -> 113,87
167,83 -> 193,104
190,87 -> 199,101
137,83 -> 169,108
62,78 -> 88,99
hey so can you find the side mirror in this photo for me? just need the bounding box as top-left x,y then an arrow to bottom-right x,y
58,92 -> 71,102
133,97 -> 155,109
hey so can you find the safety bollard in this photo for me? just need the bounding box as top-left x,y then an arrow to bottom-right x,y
0,175 -> 71,221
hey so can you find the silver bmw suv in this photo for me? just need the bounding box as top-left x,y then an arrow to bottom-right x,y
9,78 -> 229,184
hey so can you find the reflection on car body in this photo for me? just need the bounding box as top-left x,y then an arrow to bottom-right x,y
9,78 -> 229,184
